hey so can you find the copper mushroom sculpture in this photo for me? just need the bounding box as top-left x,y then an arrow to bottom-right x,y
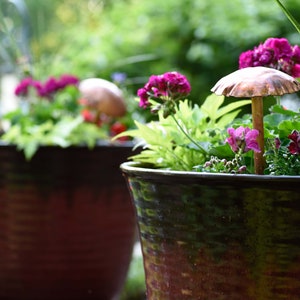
79,78 -> 126,117
211,66 -> 300,175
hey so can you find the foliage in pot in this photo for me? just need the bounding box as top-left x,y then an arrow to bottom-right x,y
117,37 -> 300,175
116,5 -> 300,298
0,73 -> 142,159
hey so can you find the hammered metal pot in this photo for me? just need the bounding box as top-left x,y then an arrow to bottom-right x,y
121,162 -> 300,300
0,143 -> 138,300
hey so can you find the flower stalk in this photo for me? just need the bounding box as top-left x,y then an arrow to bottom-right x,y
275,0 -> 300,34
171,115 -> 207,155
251,96 -> 265,174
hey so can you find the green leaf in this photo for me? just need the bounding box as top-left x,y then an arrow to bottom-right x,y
23,142 -> 39,160
275,0 -> 300,33
264,113 -> 290,128
270,104 -> 298,116
209,143 -> 234,158
216,110 -> 241,128
200,94 -> 225,121
51,116 -> 82,138
216,99 -> 251,119
200,94 -> 251,124
278,120 -> 300,136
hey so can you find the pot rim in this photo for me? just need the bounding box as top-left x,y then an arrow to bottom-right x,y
120,161 -> 300,183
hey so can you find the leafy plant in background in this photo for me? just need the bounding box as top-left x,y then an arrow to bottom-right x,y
1,74 -> 135,159
0,1 -> 148,160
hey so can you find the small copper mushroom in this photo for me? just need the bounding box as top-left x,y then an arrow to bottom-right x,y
211,66 -> 300,175
79,78 -> 126,117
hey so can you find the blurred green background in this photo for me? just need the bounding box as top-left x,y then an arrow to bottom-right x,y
1,0 -> 299,104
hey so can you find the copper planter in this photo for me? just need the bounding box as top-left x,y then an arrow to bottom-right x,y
121,162 -> 300,300
0,143 -> 137,300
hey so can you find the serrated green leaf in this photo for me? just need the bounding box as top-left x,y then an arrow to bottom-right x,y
200,94 -> 225,121
216,99 -> 251,119
216,110 -> 241,128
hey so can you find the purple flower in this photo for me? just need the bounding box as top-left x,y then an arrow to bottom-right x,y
258,48 -> 274,65
226,126 -> 261,153
275,137 -> 281,150
292,45 -> 300,62
147,75 -> 168,99
40,75 -> 79,98
163,72 -> 191,96
14,77 -> 35,96
15,74 -> 79,100
263,38 -> 293,60
238,50 -> 254,68
287,130 -> 300,155
137,71 -> 191,109
239,37 -> 300,77
292,64 -> 300,78
111,72 -> 127,84
40,77 -> 59,97
137,87 -> 150,108
57,74 -> 79,89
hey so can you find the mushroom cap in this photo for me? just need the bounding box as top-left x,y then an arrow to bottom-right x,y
211,66 -> 300,98
79,78 -> 126,117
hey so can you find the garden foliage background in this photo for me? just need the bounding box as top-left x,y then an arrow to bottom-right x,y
1,0 -> 299,104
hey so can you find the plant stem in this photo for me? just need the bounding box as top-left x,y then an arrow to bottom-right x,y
171,115 -> 207,155
251,96 -> 265,175
275,0 -> 300,34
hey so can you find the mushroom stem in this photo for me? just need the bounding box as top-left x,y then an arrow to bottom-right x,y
251,96 -> 265,175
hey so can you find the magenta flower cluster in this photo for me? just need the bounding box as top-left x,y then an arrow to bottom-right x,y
137,71 -> 191,108
15,74 -> 79,99
239,37 -> 300,78
288,130 -> 300,155
226,126 -> 261,154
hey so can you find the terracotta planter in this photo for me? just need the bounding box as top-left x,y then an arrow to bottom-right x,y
121,162 -> 300,300
0,143 -> 138,300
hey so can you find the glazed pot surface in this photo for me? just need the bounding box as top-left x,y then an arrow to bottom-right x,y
0,145 -> 137,300
121,162 -> 300,300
